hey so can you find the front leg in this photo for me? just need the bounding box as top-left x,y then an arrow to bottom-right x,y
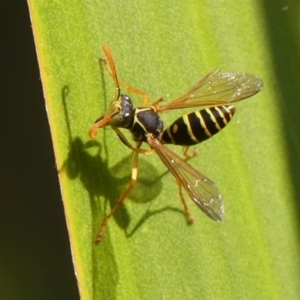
113,127 -> 154,155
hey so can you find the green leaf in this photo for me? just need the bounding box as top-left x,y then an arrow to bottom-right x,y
28,0 -> 300,299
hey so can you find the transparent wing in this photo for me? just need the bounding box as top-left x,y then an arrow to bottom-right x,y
156,69 -> 263,112
148,136 -> 224,221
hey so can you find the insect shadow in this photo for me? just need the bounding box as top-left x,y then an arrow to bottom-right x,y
60,85 -> 183,240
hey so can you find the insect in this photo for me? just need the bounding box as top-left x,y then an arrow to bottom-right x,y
89,45 -> 263,242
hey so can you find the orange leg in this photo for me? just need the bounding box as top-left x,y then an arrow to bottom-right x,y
96,146 -> 140,243
113,127 -> 154,155
178,184 -> 194,224
182,146 -> 200,160
150,97 -> 164,107
100,46 -> 149,106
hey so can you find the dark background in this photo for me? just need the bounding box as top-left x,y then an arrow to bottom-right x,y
0,1 -> 79,299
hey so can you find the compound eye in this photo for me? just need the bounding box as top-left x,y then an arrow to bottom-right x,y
120,94 -> 134,120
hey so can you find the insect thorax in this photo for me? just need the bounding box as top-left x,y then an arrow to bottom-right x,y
129,107 -> 164,142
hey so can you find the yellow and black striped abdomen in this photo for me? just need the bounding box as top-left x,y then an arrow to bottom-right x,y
161,105 -> 235,146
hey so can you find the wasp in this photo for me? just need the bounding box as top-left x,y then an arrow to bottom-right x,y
89,45 -> 263,242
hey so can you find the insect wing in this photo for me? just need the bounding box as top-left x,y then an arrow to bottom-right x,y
148,137 -> 224,221
157,69 -> 263,112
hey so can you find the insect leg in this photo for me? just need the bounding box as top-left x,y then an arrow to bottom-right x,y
117,80 -> 149,106
113,127 -> 154,155
178,183 -> 194,223
149,97 -> 164,107
183,146 -> 200,160
115,80 -> 149,107
96,146 -> 140,243
100,46 -> 149,105
101,55 -> 147,98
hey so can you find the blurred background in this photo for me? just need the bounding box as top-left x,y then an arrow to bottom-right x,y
0,1 -> 79,299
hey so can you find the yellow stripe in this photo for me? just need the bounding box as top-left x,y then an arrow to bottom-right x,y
195,111 -> 212,137
225,105 -> 234,118
132,167 -> 138,180
183,114 -> 199,142
167,125 -> 176,144
133,115 -> 146,131
206,108 -> 221,131
215,106 -> 227,125
133,108 -> 147,132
